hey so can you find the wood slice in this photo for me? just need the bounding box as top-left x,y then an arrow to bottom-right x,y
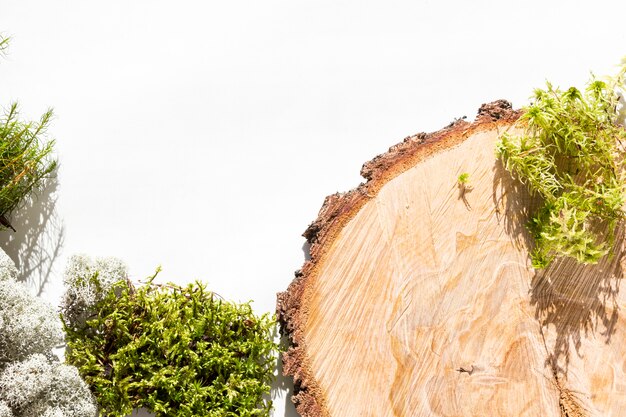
277,100 -> 626,417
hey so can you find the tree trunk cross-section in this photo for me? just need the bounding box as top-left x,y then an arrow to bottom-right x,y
277,100 -> 626,417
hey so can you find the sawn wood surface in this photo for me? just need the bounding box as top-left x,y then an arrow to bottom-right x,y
277,101 -> 626,417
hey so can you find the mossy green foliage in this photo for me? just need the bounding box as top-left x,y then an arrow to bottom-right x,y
63,272 -> 278,417
0,36 -> 57,223
496,63 -> 626,269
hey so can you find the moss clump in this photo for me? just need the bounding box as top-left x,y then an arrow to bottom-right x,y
496,62 -> 626,268
63,268 -> 278,417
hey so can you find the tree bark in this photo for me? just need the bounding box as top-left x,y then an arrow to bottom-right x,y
277,100 -> 626,417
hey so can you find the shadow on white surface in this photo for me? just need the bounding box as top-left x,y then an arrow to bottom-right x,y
273,364 -> 300,417
302,241 -> 311,262
271,334 -> 300,417
1,175 -> 64,296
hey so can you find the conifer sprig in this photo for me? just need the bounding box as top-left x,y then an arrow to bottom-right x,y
0,35 -> 57,228
0,103 -> 57,219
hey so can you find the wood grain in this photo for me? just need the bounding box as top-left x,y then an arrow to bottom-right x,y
277,101 -> 626,417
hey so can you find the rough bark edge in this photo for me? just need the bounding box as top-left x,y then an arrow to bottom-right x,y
276,99 -> 522,417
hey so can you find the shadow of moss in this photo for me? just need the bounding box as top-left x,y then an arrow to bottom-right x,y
494,158 -> 623,379
530,226 -> 623,376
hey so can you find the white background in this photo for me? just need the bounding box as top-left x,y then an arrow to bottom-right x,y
1,1 -> 626,416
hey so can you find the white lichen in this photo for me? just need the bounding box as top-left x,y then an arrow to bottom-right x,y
0,354 -> 52,409
0,401 -> 12,417
0,279 -> 63,362
0,354 -> 96,417
40,408 -> 66,417
0,248 -> 61,363
0,251 -> 17,283
0,249 -> 98,417
61,254 -> 127,330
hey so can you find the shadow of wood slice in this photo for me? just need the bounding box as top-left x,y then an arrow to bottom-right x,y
277,100 -> 626,417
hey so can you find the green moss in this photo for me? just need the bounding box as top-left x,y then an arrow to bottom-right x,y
496,62 -> 626,268
63,270 -> 279,417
